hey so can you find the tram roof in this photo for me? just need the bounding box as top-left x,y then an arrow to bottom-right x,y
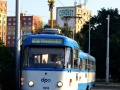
22,34 -> 79,48
79,50 -> 95,61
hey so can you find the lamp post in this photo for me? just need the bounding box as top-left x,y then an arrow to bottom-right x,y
88,20 -> 91,55
48,0 -> 56,28
106,15 -> 110,84
87,15 -> 92,55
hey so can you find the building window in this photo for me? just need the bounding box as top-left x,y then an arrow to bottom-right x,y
13,23 -> 16,25
80,10 -> 82,13
28,22 -> 31,25
13,41 -> 14,44
8,23 -> 11,25
13,27 -> 15,30
8,37 -> 11,39
87,17 -> 89,21
8,32 -> 11,35
23,27 -> 26,30
80,21 -> 82,24
28,26 -> 31,30
12,32 -> 15,35
7,41 -> 10,44
24,22 -> 26,25
8,18 -> 12,21
13,18 -> 16,21
13,36 -> 15,39
23,18 -> 26,20
28,17 -> 31,20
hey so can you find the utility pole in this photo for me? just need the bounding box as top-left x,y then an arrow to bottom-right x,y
48,0 -> 56,28
15,0 -> 21,89
88,20 -> 91,54
73,0 -> 77,40
62,15 -> 82,39
106,15 -> 110,84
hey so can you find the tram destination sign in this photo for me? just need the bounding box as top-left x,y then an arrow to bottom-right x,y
32,38 -> 63,44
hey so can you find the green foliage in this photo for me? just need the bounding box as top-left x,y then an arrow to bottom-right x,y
0,47 -> 17,90
44,24 -> 51,29
75,8 -> 120,81
61,23 -> 72,38
0,39 -> 4,47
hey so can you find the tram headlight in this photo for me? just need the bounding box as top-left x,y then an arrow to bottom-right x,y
28,81 -> 34,87
57,81 -> 63,87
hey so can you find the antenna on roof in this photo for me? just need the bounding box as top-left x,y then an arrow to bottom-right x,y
84,0 -> 88,6
79,0 -> 81,5
74,0 -> 77,6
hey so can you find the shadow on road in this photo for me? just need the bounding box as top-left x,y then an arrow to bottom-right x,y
92,82 -> 120,89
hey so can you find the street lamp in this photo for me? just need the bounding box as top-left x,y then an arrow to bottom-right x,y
88,20 -> 91,55
48,0 -> 56,28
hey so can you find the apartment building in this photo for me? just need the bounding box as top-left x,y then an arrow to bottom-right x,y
0,0 -> 7,45
6,13 -> 42,46
56,5 -> 91,33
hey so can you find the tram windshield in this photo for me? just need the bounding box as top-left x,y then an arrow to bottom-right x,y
22,47 -> 72,68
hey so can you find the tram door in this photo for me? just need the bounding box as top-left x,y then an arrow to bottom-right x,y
87,58 -> 90,87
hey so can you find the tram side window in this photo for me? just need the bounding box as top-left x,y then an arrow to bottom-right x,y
84,59 -> 87,70
74,58 -> 79,69
79,58 -> 82,69
66,48 -> 72,68
88,60 -> 92,70
92,61 -> 96,70
73,49 -> 79,69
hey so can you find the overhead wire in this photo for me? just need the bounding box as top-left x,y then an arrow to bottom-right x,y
57,0 -> 65,7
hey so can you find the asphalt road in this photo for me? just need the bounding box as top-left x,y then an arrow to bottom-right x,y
91,82 -> 120,90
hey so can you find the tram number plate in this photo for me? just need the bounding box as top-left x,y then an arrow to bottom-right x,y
43,87 -> 49,89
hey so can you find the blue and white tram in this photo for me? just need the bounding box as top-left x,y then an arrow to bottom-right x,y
20,32 -> 96,90
20,33 -> 80,90
78,50 -> 96,90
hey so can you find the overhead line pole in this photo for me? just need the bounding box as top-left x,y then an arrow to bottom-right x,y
88,20 -> 91,55
62,15 -> 82,39
15,0 -> 21,89
106,15 -> 110,84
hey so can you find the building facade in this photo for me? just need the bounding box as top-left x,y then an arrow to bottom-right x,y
56,5 -> 91,33
0,0 -> 7,45
6,13 -> 42,46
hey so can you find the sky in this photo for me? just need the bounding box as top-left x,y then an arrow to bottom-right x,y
5,0 -> 120,23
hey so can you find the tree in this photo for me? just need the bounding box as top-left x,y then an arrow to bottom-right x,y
0,39 -> 4,47
61,23 -> 72,38
32,20 -> 43,34
75,8 -> 120,81
0,46 -> 16,90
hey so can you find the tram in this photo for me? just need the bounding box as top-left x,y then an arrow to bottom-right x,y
20,29 -> 96,90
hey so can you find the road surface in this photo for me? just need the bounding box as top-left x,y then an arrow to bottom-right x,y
91,82 -> 120,90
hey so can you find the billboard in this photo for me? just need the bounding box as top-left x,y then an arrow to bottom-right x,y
56,7 -> 75,28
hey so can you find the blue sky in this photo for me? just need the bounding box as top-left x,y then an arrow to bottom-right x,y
5,0 -> 120,23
